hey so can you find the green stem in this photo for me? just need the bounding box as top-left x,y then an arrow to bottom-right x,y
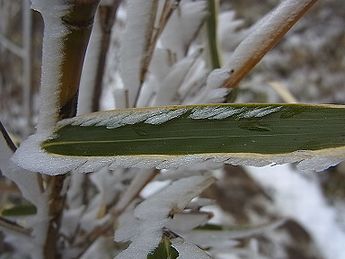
206,0 -> 221,69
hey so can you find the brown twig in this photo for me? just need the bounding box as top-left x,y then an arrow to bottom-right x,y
75,169 -> 159,258
134,0 -> 180,107
0,216 -> 32,236
91,0 -> 121,112
38,1 -> 101,258
224,0 -> 318,89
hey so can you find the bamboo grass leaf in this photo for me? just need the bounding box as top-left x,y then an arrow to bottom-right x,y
147,237 -> 179,259
1,204 -> 37,217
12,103 -> 345,175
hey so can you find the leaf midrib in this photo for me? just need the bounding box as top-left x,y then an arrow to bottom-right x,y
43,132 -> 324,147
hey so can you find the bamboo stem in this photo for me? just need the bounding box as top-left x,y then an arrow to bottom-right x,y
34,1 -> 101,258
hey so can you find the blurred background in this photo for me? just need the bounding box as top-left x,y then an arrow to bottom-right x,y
1,0 -> 344,258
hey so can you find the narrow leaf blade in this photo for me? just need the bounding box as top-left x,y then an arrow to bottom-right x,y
44,103 -> 345,156
13,103 -> 345,175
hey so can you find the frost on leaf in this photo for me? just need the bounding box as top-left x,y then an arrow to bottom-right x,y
114,175 -> 215,259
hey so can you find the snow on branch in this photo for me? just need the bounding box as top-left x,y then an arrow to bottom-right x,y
119,0 -> 158,107
224,0 -> 318,88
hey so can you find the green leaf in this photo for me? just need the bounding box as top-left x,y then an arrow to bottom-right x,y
147,237 -> 179,259
15,103 -> 345,174
1,204 -> 37,217
44,103 -> 345,155
196,223 -> 224,231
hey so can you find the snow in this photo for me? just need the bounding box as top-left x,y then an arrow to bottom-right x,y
182,219 -> 284,253
165,212 -> 210,233
78,9 -> 102,115
114,175 -> 215,259
153,55 -> 199,105
160,0 -> 207,59
206,69 -> 230,89
189,105 -> 282,120
11,133 -> 85,175
30,0 -> 70,134
144,109 -> 188,124
172,238 -> 212,259
236,106 -> 282,119
119,0 -> 158,107
247,165 -> 345,259
59,104 -> 285,129
1,126 -> 49,259
225,0 -> 316,87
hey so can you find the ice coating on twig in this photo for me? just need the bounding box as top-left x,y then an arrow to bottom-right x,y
78,9 -> 102,115
225,0 -> 316,87
154,54 -> 200,106
160,0 -> 208,59
31,0 -> 70,134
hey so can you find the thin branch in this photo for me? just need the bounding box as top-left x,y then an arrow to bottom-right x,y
0,121 -> 17,153
91,0 -> 121,112
134,0 -> 179,107
114,169 -> 159,213
76,169 -> 159,257
268,81 -> 298,103
43,175 -> 70,259
0,33 -> 25,58
0,181 -> 20,194
22,0 -> 33,137
206,0 -> 221,69
224,0 -> 318,88
0,216 -> 32,236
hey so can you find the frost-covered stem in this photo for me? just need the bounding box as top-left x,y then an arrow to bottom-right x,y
33,0 -> 100,258
133,0 -> 175,107
75,0 -> 120,216
120,0 -> 159,107
224,0 -> 317,88
0,216 -> 32,237
91,0 -> 121,111
23,1 -> 33,136
206,0 -> 221,69
44,175 -> 69,259
132,0 -> 159,107
76,170 -> 159,256
141,0 -> 177,78
114,169 -> 159,213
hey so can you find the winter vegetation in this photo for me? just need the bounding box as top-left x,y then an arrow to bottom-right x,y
1,0 -> 345,258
